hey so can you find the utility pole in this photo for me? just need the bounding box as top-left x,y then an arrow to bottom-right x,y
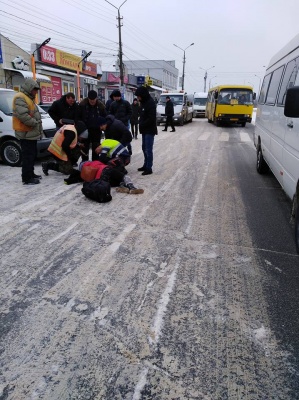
105,0 -> 127,89
173,43 -> 194,91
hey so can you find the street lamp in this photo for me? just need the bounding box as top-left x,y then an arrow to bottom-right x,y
31,38 -> 51,81
209,76 -> 217,89
105,0 -> 127,90
30,38 -> 51,102
199,65 -> 215,92
173,42 -> 194,91
77,51 -> 92,101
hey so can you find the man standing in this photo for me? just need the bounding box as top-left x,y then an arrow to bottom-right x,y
130,98 -> 141,139
135,86 -> 157,175
77,90 -> 106,161
12,78 -> 43,185
48,92 -> 77,128
109,89 -> 132,154
162,96 -> 175,132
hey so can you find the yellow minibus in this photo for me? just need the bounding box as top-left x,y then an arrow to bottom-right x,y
205,85 -> 256,127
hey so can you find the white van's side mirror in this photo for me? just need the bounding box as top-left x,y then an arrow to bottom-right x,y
284,87 -> 299,118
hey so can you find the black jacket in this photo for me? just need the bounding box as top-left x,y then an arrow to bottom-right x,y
165,100 -> 174,117
130,102 -> 141,124
104,114 -> 132,145
77,98 -> 106,130
135,86 -> 157,135
48,95 -> 78,127
109,99 -> 132,126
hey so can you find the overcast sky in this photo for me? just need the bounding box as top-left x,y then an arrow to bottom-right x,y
1,0 -> 299,93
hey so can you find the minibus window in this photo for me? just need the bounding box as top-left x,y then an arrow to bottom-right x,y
265,65 -> 284,105
277,57 -> 299,105
258,74 -> 271,104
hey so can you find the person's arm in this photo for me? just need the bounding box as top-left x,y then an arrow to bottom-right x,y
126,101 -> 132,119
120,125 -> 132,144
14,96 -> 39,127
61,129 -> 76,161
48,101 -> 60,126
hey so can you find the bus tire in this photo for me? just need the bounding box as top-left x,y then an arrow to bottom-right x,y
256,146 -> 268,174
241,122 -> 246,127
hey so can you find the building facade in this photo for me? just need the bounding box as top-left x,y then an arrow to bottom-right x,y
123,60 -> 178,91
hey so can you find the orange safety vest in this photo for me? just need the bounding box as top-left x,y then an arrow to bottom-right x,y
12,92 -> 36,132
48,125 -> 78,161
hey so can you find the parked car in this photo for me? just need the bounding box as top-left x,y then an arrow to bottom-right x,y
39,104 -> 52,113
0,88 -> 56,166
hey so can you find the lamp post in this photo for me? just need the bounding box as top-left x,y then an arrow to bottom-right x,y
31,38 -> 51,81
173,42 -> 194,91
105,0 -> 127,91
77,51 -> 92,101
199,65 -> 215,92
209,76 -> 217,89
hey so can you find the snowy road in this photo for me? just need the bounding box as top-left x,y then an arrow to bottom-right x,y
0,119 -> 298,399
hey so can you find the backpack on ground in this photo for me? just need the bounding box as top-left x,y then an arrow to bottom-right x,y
81,179 -> 112,203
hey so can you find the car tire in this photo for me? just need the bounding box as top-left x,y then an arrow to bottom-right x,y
256,146 -> 268,174
0,140 -> 22,167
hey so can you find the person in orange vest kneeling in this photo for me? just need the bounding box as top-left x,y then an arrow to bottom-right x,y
42,121 -> 87,176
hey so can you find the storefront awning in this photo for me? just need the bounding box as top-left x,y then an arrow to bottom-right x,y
148,85 -> 164,91
4,68 -> 51,82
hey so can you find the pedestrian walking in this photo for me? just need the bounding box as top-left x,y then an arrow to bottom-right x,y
162,96 -> 175,132
135,86 -> 157,175
12,78 -> 43,185
48,92 -> 78,128
77,90 -> 106,161
130,98 -> 141,139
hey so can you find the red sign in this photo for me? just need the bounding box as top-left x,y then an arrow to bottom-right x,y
107,73 -> 128,83
40,45 -> 98,77
40,76 -> 62,104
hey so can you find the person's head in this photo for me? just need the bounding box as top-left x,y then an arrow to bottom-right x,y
135,86 -> 150,102
22,78 -> 40,97
111,89 -> 122,101
65,92 -> 76,106
166,96 -> 170,102
133,98 -> 138,104
97,116 -> 108,130
88,90 -> 98,106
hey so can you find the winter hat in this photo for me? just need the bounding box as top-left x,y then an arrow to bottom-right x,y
97,116 -> 107,126
111,89 -> 121,97
88,90 -> 98,100
166,96 -> 170,99
135,86 -> 149,100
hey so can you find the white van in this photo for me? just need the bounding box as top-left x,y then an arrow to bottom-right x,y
156,92 -> 193,126
0,88 -> 56,166
254,33 -> 299,252
193,92 -> 208,118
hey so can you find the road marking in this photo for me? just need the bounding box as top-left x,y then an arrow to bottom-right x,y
198,132 -> 211,140
240,131 -> 251,142
219,132 -> 229,141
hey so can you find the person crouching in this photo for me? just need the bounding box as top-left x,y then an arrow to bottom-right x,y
42,121 -> 87,176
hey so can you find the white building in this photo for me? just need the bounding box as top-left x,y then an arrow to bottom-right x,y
123,60 -> 178,91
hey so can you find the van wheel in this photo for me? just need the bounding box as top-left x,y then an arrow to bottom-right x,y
256,146 -> 268,174
0,140 -> 22,167
295,203 -> 299,254
157,122 -> 160,126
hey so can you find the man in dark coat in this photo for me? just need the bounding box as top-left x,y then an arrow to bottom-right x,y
130,98 -> 141,139
77,90 -> 107,161
162,95 -> 175,132
97,115 -> 132,146
135,86 -> 157,175
48,92 -> 77,128
109,89 -> 133,154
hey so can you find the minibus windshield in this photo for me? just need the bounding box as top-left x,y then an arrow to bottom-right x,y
194,98 -> 207,106
218,89 -> 253,105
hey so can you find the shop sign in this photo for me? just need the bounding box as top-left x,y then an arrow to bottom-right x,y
40,76 -> 62,104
